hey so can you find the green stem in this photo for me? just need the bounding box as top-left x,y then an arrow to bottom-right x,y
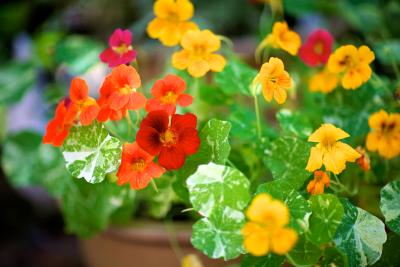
253,93 -> 262,140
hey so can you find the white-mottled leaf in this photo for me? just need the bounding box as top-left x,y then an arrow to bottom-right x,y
334,199 -> 387,267
380,180 -> 400,235
62,122 -> 122,183
187,162 -> 250,217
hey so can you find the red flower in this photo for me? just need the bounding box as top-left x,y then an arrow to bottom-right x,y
117,142 -> 165,190
299,29 -> 334,67
99,28 -> 137,68
97,65 -> 146,122
146,74 -> 193,115
43,99 -> 72,147
136,110 -> 200,170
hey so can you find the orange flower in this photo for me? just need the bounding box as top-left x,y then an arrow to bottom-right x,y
252,57 -> 292,104
147,0 -> 198,46
307,170 -> 330,195
356,146 -> 371,171
97,65 -> 146,122
172,29 -> 226,77
116,142 -> 165,189
43,99 -> 72,147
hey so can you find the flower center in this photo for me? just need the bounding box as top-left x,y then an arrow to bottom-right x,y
160,128 -> 178,146
132,159 -> 146,172
381,122 -> 396,135
120,84 -> 133,94
193,44 -> 207,56
320,134 -> 336,150
161,91 -> 178,104
166,10 -> 180,21
314,42 -> 323,55
112,43 -> 132,56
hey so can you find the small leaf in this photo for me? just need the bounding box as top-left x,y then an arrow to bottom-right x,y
287,235 -> 323,266
334,199 -> 387,267
187,162 -> 250,217
62,122 -> 122,184
264,136 -> 312,189
307,194 -> 344,245
380,180 -> 400,235
191,206 -> 245,260
276,109 -> 312,139
241,253 -> 285,267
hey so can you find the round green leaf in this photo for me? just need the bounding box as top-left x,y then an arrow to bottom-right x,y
307,194 -> 344,245
276,109 -> 312,139
287,235 -> 322,266
380,180 -> 400,234
334,199 -> 387,267
241,254 -> 285,267
256,180 -> 311,234
62,122 -> 122,184
187,162 -> 250,217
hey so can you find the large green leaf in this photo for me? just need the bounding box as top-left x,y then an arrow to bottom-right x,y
287,235 -> 323,266
191,206 -> 245,260
0,61 -> 35,106
187,162 -> 250,217
334,199 -> 387,267
374,40 -> 400,65
320,247 -> 348,267
372,233 -> 400,267
276,109 -> 312,139
62,122 -> 122,184
256,180 -> 311,234
307,194 -> 344,245
263,136 -> 312,189
380,180 -> 400,234
241,254 -> 285,267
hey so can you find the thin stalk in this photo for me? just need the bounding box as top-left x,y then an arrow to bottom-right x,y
150,179 -> 158,193
253,93 -> 262,140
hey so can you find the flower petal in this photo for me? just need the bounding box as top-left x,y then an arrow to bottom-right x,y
158,146 -> 186,170
306,147 -> 323,172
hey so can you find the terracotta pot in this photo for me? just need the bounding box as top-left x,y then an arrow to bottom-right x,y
80,221 -> 238,267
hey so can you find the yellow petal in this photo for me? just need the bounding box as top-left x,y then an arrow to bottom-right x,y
368,110 -> 387,129
278,31 -> 301,55
262,84 -> 274,102
181,254 -> 204,267
271,228 -> 298,255
366,132 -> 380,152
202,30 -> 221,53
342,69 -> 363,90
246,194 -> 289,227
147,18 -> 165,38
308,124 -> 349,143
181,30 -> 201,50
278,71 -> 292,89
176,0 -> 194,21
172,50 -> 192,70
358,45 -> 375,64
158,21 -> 182,46
336,142 -> 361,162
206,54 -> 226,72
154,0 -> 175,19
274,87 -> 287,104
187,60 -> 210,77
323,148 -> 347,175
378,136 -> 400,159
178,21 -> 199,37
242,222 -> 270,256
306,146 -> 323,172
357,64 -> 372,83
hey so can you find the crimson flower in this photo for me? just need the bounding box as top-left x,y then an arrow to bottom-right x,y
299,29 -> 334,67
117,142 -> 165,190
136,110 -> 200,170
99,28 -> 137,68
146,74 -> 193,115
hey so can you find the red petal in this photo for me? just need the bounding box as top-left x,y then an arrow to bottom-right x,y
147,162 -> 165,178
163,74 -> 186,94
177,94 -> 193,107
120,50 -> 137,65
127,92 -> 146,110
145,98 -> 163,112
70,78 -> 89,102
120,29 -> 132,45
117,164 -> 132,185
130,172 -> 153,190
136,126 -> 162,155
178,128 -> 200,155
171,113 -> 197,131
158,146 -> 186,170
140,110 -> 169,133
109,28 -> 123,47
99,48 -> 118,66
97,106 -> 112,122
150,79 -> 165,98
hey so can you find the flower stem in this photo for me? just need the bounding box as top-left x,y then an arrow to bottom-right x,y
253,93 -> 262,140
150,179 -> 158,193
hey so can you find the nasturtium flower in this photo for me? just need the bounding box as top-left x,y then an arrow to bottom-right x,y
366,110 -> 400,159
97,65 -> 146,122
43,99 -> 72,147
356,146 -> 371,171
147,0 -> 198,47
146,74 -> 193,115
299,29 -> 334,67
116,142 -> 165,190
253,57 -> 292,104
241,193 -> 297,256
257,21 -> 301,56
307,170 -> 330,195
172,29 -> 226,77
327,45 -> 375,90
136,110 -> 200,170
99,29 -> 137,67
308,68 -> 338,93
306,124 -> 360,175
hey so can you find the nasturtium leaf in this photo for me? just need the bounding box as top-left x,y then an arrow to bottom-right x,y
380,180 -> 400,234
60,178 -> 135,238
62,122 -> 122,184
191,206 -> 245,260
372,233 -> 400,267
334,199 -> 387,267
241,254 -> 285,267
320,247 -> 348,267
0,61 -> 35,106
276,109 -> 312,139
187,162 -> 250,217
374,40 -> 400,65
174,119 -> 231,202
214,58 -> 257,96
256,180 -> 311,234
287,235 -> 323,266
263,136 -> 312,189
307,194 -> 344,245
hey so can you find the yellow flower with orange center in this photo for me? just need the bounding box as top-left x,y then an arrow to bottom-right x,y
147,0 -> 198,46
172,29 -> 226,77
241,194 -> 297,256
327,45 -> 375,90
306,124 -> 361,175
366,110 -> 400,159
309,69 -> 339,93
307,170 -> 330,195
253,57 -> 292,104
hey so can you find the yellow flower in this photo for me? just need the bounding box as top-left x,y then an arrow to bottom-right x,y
241,194 -> 297,256
306,124 -> 361,174
181,254 -> 204,267
309,69 -> 339,93
147,0 -> 198,46
327,45 -> 375,90
172,29 -> 226,77
257,21 -> 301,57
307,170 -> 330,195
253,57 -> 292,104
366,110 -> 400,159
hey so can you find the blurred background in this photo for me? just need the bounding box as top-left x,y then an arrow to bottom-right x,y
1,0 -> 400,266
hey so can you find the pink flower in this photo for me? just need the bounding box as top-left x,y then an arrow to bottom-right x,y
99,28 -> 137,67
299,29 -> 334,67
